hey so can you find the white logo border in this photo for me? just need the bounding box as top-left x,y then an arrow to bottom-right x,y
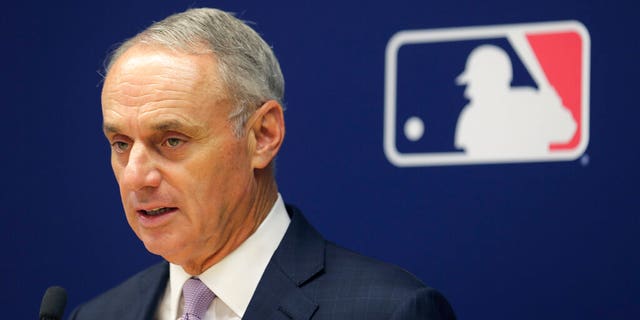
383,21 -> 591,167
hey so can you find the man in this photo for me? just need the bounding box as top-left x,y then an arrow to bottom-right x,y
454,44 -> 577,157
70,8 -> 455,319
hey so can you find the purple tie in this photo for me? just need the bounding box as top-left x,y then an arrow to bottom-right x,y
181,278 -> 215,320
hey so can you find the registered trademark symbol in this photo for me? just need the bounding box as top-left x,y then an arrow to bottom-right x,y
580,154 -> 590,166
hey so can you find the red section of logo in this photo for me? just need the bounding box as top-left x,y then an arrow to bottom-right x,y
527,31 -> 583,150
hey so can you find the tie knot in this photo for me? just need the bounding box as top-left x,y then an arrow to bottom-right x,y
182,278 -> 215,320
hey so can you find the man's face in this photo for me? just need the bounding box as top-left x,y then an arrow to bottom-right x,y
101,45 -> 258,271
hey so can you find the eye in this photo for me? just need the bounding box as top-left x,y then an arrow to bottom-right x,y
164,137 -> 184,148
111,141 -> 130,153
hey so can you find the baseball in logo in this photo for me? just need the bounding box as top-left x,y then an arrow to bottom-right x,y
384,21 -> 590,166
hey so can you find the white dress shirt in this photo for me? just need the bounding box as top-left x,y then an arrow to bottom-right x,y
155,194 -> 291,320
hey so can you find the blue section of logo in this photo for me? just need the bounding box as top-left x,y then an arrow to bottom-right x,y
394,38 -> 538,154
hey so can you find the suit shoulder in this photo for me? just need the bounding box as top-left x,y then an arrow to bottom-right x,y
68,262 -> 168,320
389,286 -> 457,319
324,241 -> 426,290
305,242 -> 455,319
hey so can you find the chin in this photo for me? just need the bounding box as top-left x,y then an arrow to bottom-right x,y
139,233 -> 174,257
142,237 -> 190,264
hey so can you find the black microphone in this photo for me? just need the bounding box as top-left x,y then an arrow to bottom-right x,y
39,286 -> 67,320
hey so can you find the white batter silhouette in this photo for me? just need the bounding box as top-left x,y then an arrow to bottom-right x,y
455,45 -> 576,157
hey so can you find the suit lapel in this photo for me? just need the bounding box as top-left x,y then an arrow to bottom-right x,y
243,206 -> 324,320
136,262 -> 170,320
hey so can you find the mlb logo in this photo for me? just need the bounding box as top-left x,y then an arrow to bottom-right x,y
384,21 -> 590,166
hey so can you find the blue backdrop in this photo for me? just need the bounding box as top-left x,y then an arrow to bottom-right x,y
2,1 -> 638,319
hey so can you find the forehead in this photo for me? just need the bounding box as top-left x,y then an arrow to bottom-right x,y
101,45 -> 234,133
102,44 -> 226,107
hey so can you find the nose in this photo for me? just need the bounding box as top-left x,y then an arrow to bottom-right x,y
120,142 -> 162,191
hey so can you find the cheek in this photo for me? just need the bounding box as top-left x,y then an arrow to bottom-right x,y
183,147 -> 249,208
191,142 -> 247,180
110,157 -> 135,215
111,155 -> 125,181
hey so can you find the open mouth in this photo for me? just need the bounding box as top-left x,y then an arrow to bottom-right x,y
138,207 -> 177,216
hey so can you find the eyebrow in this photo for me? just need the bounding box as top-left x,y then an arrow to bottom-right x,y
152,119 -> 191,132
151,119 -> 206,136
103,123 -> 121,135
102,120 -> 206,136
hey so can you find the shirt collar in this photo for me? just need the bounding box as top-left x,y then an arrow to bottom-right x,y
167,194 -> 290,317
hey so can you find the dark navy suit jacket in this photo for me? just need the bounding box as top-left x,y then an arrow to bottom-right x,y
69,206 -> 456,319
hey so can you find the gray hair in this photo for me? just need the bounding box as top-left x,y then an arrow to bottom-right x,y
105,8 -> 285,136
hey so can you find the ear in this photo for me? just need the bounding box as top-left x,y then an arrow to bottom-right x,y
247,100 -> 285,169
